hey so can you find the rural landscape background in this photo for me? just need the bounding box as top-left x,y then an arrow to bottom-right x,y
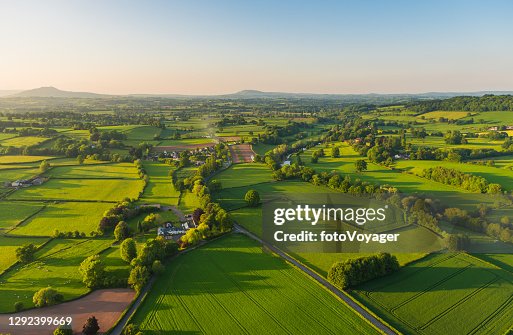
2,1 -> 513,335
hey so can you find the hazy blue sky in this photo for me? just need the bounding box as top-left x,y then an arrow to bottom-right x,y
1,0 -> 513,94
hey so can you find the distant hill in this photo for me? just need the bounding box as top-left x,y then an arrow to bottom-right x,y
4,87 -> 513,100
12,86 -> 108,98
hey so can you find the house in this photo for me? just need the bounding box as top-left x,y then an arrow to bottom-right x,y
488,126 -> 499,131
506,126 -> 513,130
157,226 -> 186,239
140,204 -> 161,210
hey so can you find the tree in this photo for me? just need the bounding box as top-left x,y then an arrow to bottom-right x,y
77,154 -> 85,165
244,189 -> 260,207
14,301 -> 24,312
123,324 -> 140,335
445,234 -> 470,252
355,159 -> 368,173
39,160 -> 50,173
331,146 -> 340,158
33,287 -> 63,307
128,265 -> 150,293
152,260 -> 164,275
114,221 -> 129,242
16,243 -> 37,263
79,255 -> 106,289
82,316 -> 100,335
120,238 -> 137,263
54,326 -> 73,335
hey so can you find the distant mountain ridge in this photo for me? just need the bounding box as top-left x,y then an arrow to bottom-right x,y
5,86 -> 513,100
11,86 -> 108,98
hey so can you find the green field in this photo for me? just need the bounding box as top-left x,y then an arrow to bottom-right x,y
0,201 -> 45,232
9,202 -> 113,236
43,163 -> 139,179
395,159 -> 513,191
0,236 -> 48,274
0,136 -> 50,147
8,178 -> 144,202
353,253 -> 513,335
211,163 -> 272,189
139,161 -> 180,206
157,137 -> 213,147
417,111 -> 472,120
0,155 -> 54,164
132,234 -> 380,334
0,238 -> 113,312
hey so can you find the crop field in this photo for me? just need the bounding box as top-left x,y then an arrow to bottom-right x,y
139,162 -> 180,206
353,253 -> 513,335
0,238 -> 113,312
9,178 -> 144,202
216,124 -> 266,136
230,143 -> 255,163
0,136 -> 50,147
9,202 -> 113,236
132,234 -> 380,335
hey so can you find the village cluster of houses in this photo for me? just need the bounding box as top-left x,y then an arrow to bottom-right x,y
488,126 -> 513,131
5,177 -> 46,188
148,146 -> 214,166
157,213 -> 198,240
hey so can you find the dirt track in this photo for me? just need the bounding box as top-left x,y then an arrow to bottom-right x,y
0,288 -> 135,335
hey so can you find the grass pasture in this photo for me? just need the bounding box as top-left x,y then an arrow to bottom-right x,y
353,253 -> 513,335
0,136 -> 50,148
0,155 -> 54,164
0,236 -> 48,274
0,201 -> 45,233
211,163 -> 271,189
9,202 -> 113,236
417,111 -> 472,120
8,178 -> 144,202
132,234 -> 380,335
0,238 -> 113,312
139,162 -> 180,206
43,163 -> 139,179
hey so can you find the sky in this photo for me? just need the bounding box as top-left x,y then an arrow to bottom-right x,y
1,0 -> 513,95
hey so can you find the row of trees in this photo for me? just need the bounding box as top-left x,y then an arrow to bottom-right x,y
327,253 -> 399,289
420,166 -> 502,193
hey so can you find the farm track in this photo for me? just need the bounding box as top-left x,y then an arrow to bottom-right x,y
233,223 -> 398,335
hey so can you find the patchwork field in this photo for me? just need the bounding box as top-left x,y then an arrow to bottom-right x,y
353,253 -> 513,335
132,234 -> 380,334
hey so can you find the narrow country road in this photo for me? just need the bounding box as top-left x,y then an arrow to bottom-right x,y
233,223 -> 398,335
